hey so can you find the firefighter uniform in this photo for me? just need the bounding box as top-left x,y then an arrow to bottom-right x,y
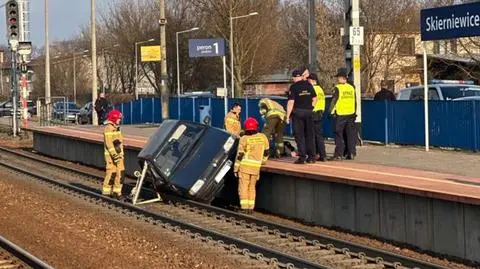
234,118 -> 269,212
311,83 -> 327,160
224,111 -> 242,137
103,121 -> 125,197
330,83 -> 356,159
259,98 -> 286,157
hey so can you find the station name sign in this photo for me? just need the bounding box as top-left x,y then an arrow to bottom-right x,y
188,39 -> 226,57
421,2 -> 480,41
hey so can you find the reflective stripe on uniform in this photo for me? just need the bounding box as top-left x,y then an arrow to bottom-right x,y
113,185 -> 122,195
247,200 -> 255,206
240,159 -> 262,168
105,131 -> 121,136
266,110 -> 285,118
240,199 -> 249,206
102,185 -> 112,195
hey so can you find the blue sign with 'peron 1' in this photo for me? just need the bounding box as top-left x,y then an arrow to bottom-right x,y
188,39 -> 226,57
421,2 -> 480,41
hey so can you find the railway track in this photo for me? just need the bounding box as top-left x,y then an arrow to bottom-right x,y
0,147 -> 454,269
0,233 -> 53,269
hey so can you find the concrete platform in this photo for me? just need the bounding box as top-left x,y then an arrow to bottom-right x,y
25,124 -> 480,263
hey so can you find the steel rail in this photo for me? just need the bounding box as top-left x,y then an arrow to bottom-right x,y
0,147 -> 455,269
0,234 -> 54,269
0,151 -> 328,269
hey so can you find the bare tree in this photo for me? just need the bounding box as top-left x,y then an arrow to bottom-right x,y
192,0 -> 283,96
360,0 -> 420,95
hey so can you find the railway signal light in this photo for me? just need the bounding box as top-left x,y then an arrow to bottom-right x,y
6,0 -> 19,42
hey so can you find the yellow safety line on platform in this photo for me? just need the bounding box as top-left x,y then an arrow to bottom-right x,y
50,127 -> 147,143
270,159 -> 480,190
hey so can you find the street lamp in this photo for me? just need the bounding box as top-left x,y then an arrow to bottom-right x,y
230,11 -> 258,98
135,38 -> 155,100
176,27 -> 199,118
91,0 -> 98,125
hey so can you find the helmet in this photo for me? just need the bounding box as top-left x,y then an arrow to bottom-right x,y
107,109 -> 122,123
244,117 -> 258,131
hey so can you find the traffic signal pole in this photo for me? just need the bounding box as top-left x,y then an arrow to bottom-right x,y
11,50 -> 17,137
6,0 -> 19,136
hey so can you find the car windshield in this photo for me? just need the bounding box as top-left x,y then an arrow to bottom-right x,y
440,86 -> 480,100
154,123 -> 205,179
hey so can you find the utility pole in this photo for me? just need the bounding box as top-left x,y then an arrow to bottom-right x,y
351,0 -> 362,144
44,0 -> 50,108
344,0 -> 363,145
73,53 -> 76,104
308,0 -> 318,73
91,0 -> 98,125
159,0 -> 168,120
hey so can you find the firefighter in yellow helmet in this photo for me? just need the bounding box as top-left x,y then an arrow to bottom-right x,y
224,103 -> 242,136
259,98 -> 286,158
234,117 -> 269,214
103,109 -> 126,200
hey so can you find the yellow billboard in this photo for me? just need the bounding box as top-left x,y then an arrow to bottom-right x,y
140,45 -> 161,62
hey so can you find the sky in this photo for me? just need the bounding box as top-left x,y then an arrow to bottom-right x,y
0,0 -> 111,47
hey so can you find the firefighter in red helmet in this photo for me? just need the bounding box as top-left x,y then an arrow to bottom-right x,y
233,117 -> 269,214
103,109 -> 125,200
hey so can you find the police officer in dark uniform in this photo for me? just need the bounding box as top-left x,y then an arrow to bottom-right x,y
329,68 -> 356,160
286,70 -> 317,164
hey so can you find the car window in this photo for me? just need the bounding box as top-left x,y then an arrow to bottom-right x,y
409,87 -> 439,100
154,123 -> 205,179
68,103 -> 79,110
397,89 -> 411,100
4,102 -> 12,108
440,86 -> 480,100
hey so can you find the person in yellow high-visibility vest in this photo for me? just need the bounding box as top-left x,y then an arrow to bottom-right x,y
103,109 -> 126,200
329,68 -> 357,161
233,117 -> 269,214
307,73 -> 327,162
258,98 -> 286,158
224,103 -> 242,137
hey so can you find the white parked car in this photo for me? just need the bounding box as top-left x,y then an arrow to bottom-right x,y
397,80 -> 480,101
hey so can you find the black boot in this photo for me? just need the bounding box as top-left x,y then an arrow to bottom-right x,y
328,155 -> 343,161
114,193 -> 126,202
294,158 -> 306,164
346,154 -> 356,160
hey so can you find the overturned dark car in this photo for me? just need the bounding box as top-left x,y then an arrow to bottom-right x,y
137,120 -> 238,203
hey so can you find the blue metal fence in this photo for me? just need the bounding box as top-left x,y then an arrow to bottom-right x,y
115,97 -> 480,151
